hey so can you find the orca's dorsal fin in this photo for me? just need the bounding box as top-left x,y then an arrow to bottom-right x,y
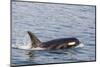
27,31 -> 42,48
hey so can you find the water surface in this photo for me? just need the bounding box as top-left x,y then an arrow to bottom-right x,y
11,1 -> 96,66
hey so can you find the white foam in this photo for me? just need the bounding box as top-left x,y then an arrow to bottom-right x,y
75,43 -> 84,48
12,43 -> 31,49
12,43 -> 46,50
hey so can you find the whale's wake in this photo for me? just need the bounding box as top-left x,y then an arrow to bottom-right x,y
12,43 -> 46,50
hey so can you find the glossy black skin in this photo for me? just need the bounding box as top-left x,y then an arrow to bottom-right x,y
27,31 -> 80,50
41,38 -> 80,50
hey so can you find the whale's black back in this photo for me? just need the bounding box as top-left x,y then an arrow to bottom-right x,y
27,31 -> 80,49
42,38 -> 80,49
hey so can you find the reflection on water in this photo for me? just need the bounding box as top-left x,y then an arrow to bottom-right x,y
11,1 -> 96,66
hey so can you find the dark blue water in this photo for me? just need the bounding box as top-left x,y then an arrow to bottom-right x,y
11,1 -> 96,66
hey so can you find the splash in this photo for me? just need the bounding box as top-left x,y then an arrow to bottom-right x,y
75,43 -> 84,48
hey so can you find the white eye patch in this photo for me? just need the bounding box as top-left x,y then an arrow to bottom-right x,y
68,42 -> 76,46
31,47 -> 46,50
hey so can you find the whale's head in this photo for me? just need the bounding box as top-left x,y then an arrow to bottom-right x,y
49,38 -> 82,49
65,38 -> 81,48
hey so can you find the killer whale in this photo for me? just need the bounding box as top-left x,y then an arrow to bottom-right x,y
27,31 -> 82,50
